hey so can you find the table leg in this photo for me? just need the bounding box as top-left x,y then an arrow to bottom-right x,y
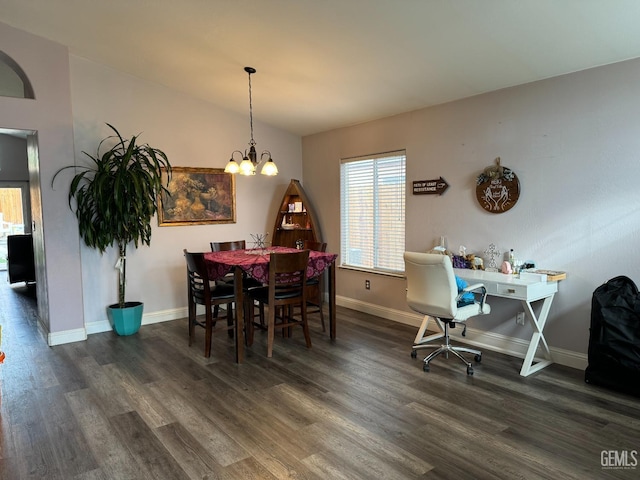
329,261 -> 336,339
519,294 -> 555,376
413,315 -> 445,346
234,266 -> 245,363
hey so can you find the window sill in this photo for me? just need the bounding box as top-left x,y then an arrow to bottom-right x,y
338,264 -> 404,278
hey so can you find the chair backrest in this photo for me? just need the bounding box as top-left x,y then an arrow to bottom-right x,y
211,240 -> 246,252
184,249 -> 210,303
303,240 -> 327,252
269,250 -> 310,292
404,252 -> 458,318
184,249 -> 207,277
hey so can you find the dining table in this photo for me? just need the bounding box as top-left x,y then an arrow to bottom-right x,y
203,246 -> 338,363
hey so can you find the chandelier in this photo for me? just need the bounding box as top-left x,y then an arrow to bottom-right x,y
224,66 -> 278,176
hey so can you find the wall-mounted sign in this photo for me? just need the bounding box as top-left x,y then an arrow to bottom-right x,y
413,177 -> 449,195
475,157 -> 520,213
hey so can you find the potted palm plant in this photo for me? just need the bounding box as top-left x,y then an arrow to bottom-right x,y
53,123 -> 171,335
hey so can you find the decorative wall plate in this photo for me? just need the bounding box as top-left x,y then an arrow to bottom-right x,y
475,158 -> 520,213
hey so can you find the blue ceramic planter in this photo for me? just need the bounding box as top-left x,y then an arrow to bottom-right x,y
107,302 -> 143,336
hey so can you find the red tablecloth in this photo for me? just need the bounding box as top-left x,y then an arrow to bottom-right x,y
204,247 -> 337,284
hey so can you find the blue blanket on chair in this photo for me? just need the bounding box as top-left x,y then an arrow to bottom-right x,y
456,276 -> 475,307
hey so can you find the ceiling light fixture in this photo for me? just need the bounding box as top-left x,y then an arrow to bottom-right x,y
224,66 -> 278,176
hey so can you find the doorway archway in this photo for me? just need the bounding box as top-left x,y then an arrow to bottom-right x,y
0,129 -> 46,334
1,29 -> 88,345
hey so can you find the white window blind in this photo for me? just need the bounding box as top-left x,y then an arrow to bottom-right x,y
340,150 -> 406,274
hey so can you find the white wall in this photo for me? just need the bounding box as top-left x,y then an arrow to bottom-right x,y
0,133 -> 28,180
0,20 -> 302,340
302,57 -> 640,359
5,17 -> 639,362
69,57 -> 302,329
0,21 -> 84,340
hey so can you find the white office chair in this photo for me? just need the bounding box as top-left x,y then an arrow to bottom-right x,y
404,252 -> 491,375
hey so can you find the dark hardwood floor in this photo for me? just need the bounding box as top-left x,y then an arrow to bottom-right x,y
1,281 -> 639,479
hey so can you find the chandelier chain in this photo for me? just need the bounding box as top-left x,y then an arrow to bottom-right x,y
248,70 -> 255,147
224,66 -> 277,176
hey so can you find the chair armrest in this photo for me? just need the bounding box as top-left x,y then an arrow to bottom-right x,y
460,283 -> 488,313
463,283 -> 484,293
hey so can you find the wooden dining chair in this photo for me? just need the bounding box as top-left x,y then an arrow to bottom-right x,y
210,240 -> 262,287
210,240 -> 246,252
210,240 -> 246,285
245,250 -> 312,357
210,240 -> 263,325
184,249 -> 237,358
303,240 -> 328,331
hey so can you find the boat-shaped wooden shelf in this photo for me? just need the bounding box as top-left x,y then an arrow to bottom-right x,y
271,179 -> 322,248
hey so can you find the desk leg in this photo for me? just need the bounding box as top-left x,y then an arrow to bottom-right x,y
519,294 -> 555,376
413,315 -> 445,346
234,267 -> 245,364
329,261 -> 336,339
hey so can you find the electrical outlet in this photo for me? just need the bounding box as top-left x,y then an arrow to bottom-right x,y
365,279 -> 371,290
516,311 -> 525,325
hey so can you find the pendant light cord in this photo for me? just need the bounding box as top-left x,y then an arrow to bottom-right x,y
225,65 -> 277,175
248,70 -> 256,147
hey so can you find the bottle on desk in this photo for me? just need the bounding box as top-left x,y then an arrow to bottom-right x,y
509,249 -> 521,274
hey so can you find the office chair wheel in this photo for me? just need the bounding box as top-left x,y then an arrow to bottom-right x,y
411,349 -> 418,358
423,362 -> 430,372
474,354 -> 482,363
467,365 -> 474,375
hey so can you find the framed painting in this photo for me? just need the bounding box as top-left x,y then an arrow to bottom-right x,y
158,167 -> 236,226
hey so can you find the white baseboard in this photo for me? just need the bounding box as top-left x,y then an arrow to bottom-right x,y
337,295 -> 587,372
337,295 -> 421,327
86,306 -> 188,335
47,327 -> 87,346
49,298 -> 588,372
70,307 -> 188,341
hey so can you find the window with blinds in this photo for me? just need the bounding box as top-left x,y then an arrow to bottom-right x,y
340,150 -> 406,274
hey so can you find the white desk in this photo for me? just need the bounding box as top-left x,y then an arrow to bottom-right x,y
454,268 -> 559,376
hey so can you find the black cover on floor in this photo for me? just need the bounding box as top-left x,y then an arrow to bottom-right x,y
7,233 -> 35,285
585,275 -> 640,396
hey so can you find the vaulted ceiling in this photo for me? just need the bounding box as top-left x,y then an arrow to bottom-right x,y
2,1 -> 640,136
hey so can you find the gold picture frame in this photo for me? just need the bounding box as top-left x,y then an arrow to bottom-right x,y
158,167 -> 236,226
